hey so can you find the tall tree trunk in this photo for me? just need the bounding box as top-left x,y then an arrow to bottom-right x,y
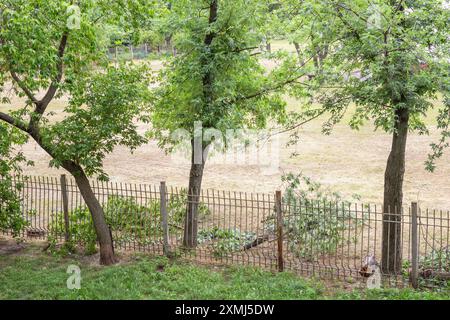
65,163 -> 116,265
182,0 -> 217,248
382,107 -> 409,273
183,141 -> 208,248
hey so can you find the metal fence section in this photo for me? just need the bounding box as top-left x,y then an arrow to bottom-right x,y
106,44 -> 176,62
2,175 -> 449,288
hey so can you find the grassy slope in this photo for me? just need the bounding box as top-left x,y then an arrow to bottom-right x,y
0,246 -> 448,300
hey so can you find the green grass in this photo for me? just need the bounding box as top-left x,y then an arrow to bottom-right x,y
0,245 -> 449,300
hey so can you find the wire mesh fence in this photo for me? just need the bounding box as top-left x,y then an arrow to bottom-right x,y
1,175 -> 449,289
106,44 -> 176,62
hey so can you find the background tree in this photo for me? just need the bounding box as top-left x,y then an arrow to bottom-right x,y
0,0 -> 152,265
269,0 -> 331,78
297,0 -> 450,272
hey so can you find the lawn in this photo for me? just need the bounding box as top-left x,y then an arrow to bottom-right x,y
0,244 -> 448,300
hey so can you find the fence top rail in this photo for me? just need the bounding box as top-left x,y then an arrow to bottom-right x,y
9,175 -> 450,218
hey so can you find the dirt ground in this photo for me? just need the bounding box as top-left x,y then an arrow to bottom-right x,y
1,41 -> 449,210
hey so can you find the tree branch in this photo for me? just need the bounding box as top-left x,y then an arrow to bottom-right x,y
226,54 -> 316,105
0,111 -> 29,132
38,32 -> 69,113
9,71 -> 39,104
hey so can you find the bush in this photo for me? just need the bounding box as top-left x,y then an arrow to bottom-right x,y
0,184 -> 29,238
48,207 -> 97,255
0,125 -> 31,238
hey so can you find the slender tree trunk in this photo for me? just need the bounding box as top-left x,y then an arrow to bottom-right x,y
165,35 -> 173,54
293,41 -> 302,60
183,0 -> 217,248
183,142 -> 208,248
115,47 -> 118,67
65,164 -> 116,265
382,107 -> 409,273
266,41 -> 272,54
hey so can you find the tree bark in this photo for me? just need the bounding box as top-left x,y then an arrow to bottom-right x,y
183,142 -> 208,248
64,163 -> 116,265
382,107 -> 409,273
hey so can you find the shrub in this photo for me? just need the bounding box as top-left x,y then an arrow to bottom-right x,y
48,207 -> 97,255
0,181 -> 29,238
0,124 -> 31,238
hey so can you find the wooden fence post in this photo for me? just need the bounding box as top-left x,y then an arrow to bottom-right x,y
60,174 -> 70,242
411,202 -> 419,289
160,181 -> 170,257
276,190 -> 284,272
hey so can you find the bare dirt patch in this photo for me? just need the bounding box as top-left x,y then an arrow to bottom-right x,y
2,47 -> 449,210
9,116 -> 449,210
0,238 -> 26,255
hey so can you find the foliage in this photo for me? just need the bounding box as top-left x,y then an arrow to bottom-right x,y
280,173 -> 363,260
0,124 -> 32,237
419,247 -> 450,289
148,0 -> 306,153
420,247 -> 450,272
198,226 -> 256,257
0,0 -> 153,262
290,0 -> 450,148
48,193 -> 211,253
402,247 -> 449,290
426,95 -> 450,171
0,0 -> 152,181
47,207 -> 97,256
42,64 -> 152,181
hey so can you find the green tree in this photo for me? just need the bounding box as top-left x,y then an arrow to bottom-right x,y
297,0 -> 449,272
0,0 -> 152,264
149,0 -> 311,247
